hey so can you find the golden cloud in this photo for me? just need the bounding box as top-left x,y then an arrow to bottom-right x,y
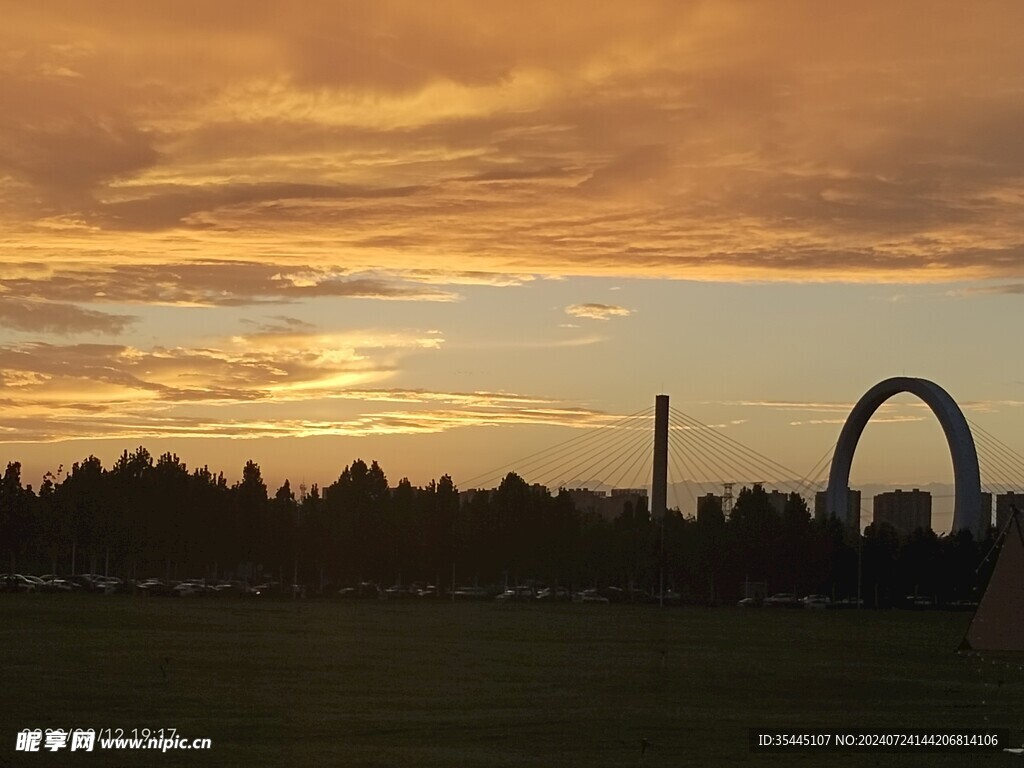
0,320 -> 640,442
565,303 -> 633,321
1,1 -> 1024,294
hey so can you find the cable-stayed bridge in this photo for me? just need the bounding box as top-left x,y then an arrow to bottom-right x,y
458,383 -> 1024,536
461,398 -> 832,515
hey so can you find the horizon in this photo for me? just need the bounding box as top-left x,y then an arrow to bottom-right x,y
0,438 -> 1004,534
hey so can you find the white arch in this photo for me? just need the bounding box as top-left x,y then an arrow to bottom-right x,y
825,377 -> 984,537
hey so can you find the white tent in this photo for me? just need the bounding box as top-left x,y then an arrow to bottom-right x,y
962,509 -> 1024,652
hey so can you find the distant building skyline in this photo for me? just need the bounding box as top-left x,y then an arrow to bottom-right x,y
996,492 -> 1024,530
456,480 -> 1017,537
873,489 -> 932,534
815,489 -> 862,538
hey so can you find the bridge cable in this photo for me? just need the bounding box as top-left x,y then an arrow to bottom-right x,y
456,405 -> 653,489
536,413 -> 652,490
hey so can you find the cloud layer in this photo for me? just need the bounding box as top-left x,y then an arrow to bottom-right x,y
3,1 -> 1024,298
0,329 -> 619,442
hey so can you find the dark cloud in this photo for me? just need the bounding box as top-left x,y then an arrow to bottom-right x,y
0,263 -> 458,307
92,182 -> 425,231
0,298 -> 136,335
0,61 -> 160,200
240,315 -> 319,334
961,283 -> 1024,296
576,146 -> 672,196
0,342 -> 169,393
458,165 -> 570,183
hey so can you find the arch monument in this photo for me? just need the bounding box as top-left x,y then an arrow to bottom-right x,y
825,377 -> 985,538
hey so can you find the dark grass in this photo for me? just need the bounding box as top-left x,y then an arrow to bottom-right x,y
3,595 -> 1024,767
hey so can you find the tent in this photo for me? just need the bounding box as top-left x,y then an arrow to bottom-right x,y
961,507 -> 1024,652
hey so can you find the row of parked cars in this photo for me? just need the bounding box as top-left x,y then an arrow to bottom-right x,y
737,593 -> 865,609
736,593 -> 979,610
492,585 -> 687,604
135,578 -> 264,597
328,583 -> 684,604
0,573 -> 285,597
739,593 -> 827,608
1,573 -> 126,594
4,574 -> 741,606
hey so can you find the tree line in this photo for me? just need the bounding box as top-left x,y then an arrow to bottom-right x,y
0,447 -> 994,605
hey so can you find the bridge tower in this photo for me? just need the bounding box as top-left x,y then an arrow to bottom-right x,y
652,394 -> 669,520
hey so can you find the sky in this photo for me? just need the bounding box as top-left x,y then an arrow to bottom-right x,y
1,1 -> 1023,524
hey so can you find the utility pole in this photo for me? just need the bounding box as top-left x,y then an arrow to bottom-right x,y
857,522 -> 863,610
294,482 -> 306,600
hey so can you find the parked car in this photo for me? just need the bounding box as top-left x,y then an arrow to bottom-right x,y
22,574 -> 47,590
42,577 -> 78,592
335,582 -> 382,600
535,586 -> 571,602
451,586 -> 490,600
65,574 -> 103,593
495,586 -> 533,602
600,586 -> 627,603
573,588 -> 610,604
801,595 -> 832,609
832,597 -> 864,609
173,580 -> 209,597
209,581 -> 243,595
91,576 -> 122,594
764,593 -> 800,608
135,579 -> 175,597
249,582 -> 282,597
1,574 -> 37,592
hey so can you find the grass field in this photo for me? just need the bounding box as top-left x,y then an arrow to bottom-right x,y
3,596 -> 1024,767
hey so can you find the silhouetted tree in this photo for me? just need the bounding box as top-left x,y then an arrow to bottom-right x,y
0,462 -> 33,572
270,479 -> 298,579
862,521 -> 901,607
58,456 -> 106,575
0,446 -> 992,604
324,459 -> 388,582
233,460 -> 268,578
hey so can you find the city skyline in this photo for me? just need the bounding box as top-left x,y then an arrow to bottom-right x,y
2,3 -> 1023,498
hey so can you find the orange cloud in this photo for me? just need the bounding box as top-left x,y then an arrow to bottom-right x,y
0,330 -> 611,442
2,1 -> 1024,293
565,303 -> 633,321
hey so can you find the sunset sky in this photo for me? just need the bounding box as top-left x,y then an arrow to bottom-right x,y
2,2 -> 1023,521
